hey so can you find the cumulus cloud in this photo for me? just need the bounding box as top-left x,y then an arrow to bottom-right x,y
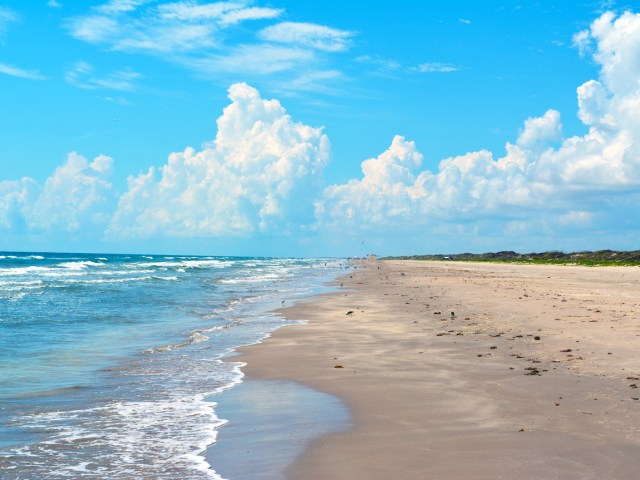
0,178 -> 38,231
317,136 -> 423,225
317,11 -> 640,248
108,83 -> 329,238
0,153 -> 115,234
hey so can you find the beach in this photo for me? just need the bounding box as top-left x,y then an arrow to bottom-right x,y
236,259 -> 640,479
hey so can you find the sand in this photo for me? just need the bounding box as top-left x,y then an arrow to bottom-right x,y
236,259 -> 640,479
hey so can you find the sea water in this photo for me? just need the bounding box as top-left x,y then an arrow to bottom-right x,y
0,252 -> 346,479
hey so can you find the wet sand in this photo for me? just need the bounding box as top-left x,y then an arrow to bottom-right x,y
237,260 -> 640,479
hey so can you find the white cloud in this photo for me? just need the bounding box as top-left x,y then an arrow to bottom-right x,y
0,10 -> 46,82
220,6 -> 283,26
157,1 -> 243,20
0,6 -> 18,37
281,69 -> 343,94
573,28 -> 592,56
558,210 -> 592,226
96,0 -> 150,14
258,22 -> 353,52
156,2 -> 282,25
66,15 -> 121,43
412,62 -> 462,73
64,2 -> 344,91
357,56 -> 463,76
355,55 -> 401,71
317,11 -> 640,247
317,136 -> 423,225
66,1 -> 284,53
30,154 -> 114,232
0,62 -> 45,80
65,61 -> 140,91
0,178 -> 38,231
47,1 -> 63,8
108,83 -> 329,238
194,44 -> 314,75
0,153 -> 115,233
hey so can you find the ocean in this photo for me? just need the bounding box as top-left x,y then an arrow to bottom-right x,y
0,252 -> 347,479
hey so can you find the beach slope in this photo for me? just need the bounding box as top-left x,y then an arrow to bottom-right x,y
238,260 -> 640,479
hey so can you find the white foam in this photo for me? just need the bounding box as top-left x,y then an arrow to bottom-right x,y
59,261 -> 103,270
218,272 -> 284,284
0,266 -> 50,276
2,359 -> 247,479
144,329 -> 213,354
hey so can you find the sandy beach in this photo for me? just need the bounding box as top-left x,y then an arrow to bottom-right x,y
236,259 -> 640,479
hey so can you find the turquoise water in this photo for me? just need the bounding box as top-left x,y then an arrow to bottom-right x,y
0,252 -> 345,478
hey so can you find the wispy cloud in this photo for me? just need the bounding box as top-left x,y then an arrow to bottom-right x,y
357,56 -> 463,76
0,62 -> 45,80
258,22 -> 353,52
65,61 -> 140,91
64,1 -> 352,93
67,15 -> 120,43
0,6 -> 18,38
355,55 -> 401,71
279,69 -> 343,96
412,62 -> 463,73
96,0 -> 151,15
193,44 -> 315,75
66,1 -> 283,54
220,6 -> 283,25
0,8 -> 46,81
47,0 -> 63,8
458,18 -> 471,24
104,95 -> 131,105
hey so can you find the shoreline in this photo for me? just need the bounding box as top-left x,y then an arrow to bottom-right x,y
229,260 -> 640,479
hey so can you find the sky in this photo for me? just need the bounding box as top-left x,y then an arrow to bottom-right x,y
0,0 -> 639,257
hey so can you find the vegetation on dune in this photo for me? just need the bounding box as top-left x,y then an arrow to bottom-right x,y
383,250 -> 640,266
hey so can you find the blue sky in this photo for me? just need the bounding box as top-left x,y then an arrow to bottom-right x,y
1,0 -> 639,257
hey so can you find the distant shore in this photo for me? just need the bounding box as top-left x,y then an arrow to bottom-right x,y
236,259 -> 640,479
384,249 -> 640,266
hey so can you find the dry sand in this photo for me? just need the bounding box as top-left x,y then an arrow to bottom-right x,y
237,259 -> 640,479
